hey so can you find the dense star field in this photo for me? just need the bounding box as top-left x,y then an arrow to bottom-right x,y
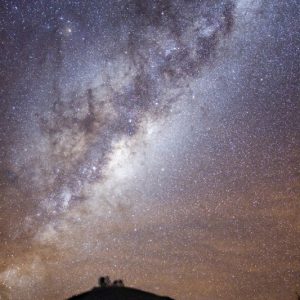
0,0 -> 299,299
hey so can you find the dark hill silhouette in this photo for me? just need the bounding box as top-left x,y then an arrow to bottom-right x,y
67,276 -> 174,300
67,286 -> 174,300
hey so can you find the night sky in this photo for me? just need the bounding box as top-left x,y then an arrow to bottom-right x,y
0,1 -> 299,299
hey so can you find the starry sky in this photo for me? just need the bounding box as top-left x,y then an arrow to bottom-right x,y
0,0 -> 299,299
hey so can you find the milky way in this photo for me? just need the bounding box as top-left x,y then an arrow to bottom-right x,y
0,1 -> 299,299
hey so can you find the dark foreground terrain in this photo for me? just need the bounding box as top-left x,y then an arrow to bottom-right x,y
68,286 -> 174,300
